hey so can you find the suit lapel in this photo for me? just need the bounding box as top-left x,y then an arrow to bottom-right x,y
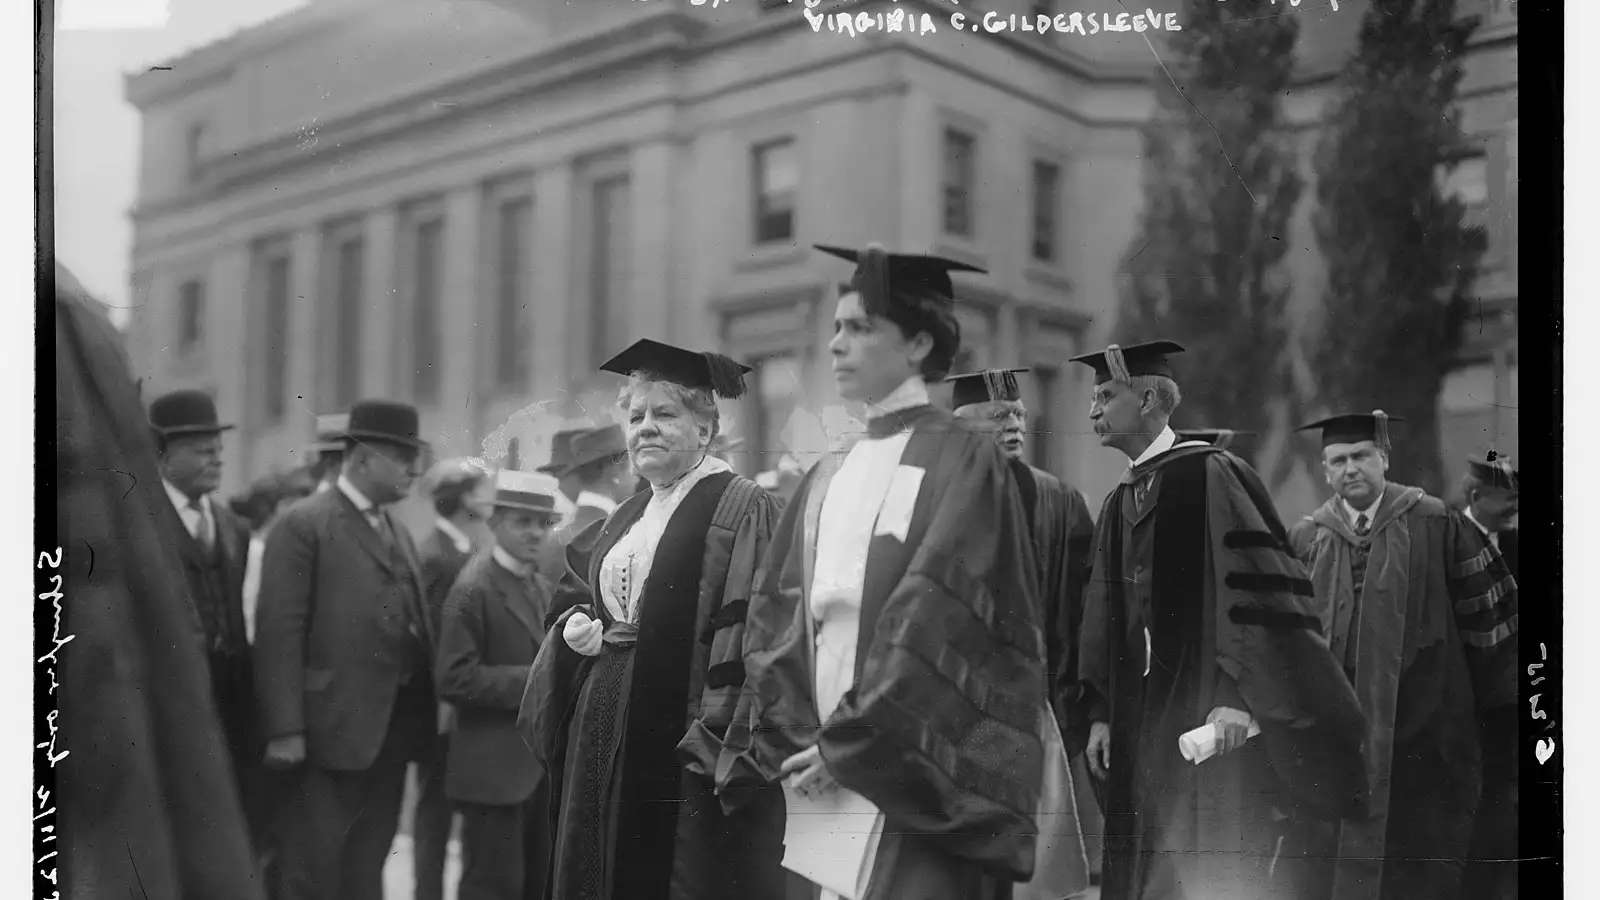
489,559 -> 545,642
335,493 -> 403,578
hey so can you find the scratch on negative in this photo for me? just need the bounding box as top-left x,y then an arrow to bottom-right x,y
127,843 -> 152,899
1119,0 -> 1259,206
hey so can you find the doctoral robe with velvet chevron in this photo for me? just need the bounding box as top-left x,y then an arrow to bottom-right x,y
517,470 -> 786,900
1289,484 -> 1518,900
712,404 -> 1048,898
1074,446 -> 1368,900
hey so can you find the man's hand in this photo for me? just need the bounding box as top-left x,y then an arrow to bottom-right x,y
563,612 -> 604,657
1086,721 -> 1112,780
264,734 -> 306,771
780,745 -> 839,799
1207,706 -> 1253,755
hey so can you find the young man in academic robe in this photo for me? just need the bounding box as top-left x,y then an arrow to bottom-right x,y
148,390 -> 268,861
948,366 -> 1099,893
1069,342 -> 1368,900
519,339 -> 787,900
414,458 -> 496,900
254,401 -> 438,900
711,245 -> 1058,900
436,469 -> 561,900
1288,415 -> 1519,900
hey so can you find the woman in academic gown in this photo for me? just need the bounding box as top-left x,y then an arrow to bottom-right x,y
518,339 -> 787,900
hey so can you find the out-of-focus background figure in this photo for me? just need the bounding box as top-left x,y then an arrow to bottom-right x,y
54,261 -> 266,899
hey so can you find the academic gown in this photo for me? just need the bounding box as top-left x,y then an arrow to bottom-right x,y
1074,445 -> 1368,900
715,404 -> 1048,899
1290,485 -> 1518,900
1009,459 -> 1099,895
517,471 -> 786,900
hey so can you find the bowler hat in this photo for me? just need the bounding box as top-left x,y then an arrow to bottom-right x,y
149,389 -> 234,437
537,428 -> 586,476
568,425 -> 628,471
344,400 -> 428,450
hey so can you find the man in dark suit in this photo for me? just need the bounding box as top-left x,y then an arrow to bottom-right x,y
414,457 -> 495,900
255,400 -> 437,900
436,468 -> 562,900
149,390 -> 265,856
537,425 -> 630,579
538,427 -> 586,524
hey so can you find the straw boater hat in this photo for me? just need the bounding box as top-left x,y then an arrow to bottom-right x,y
491,469 -> 561,515
311,412 -> 350,454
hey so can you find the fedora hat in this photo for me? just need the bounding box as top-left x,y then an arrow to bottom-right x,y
149,389 -> 234,437
310,412 -> 350,453
344,400 -> 428,450
537,428 -> 587,476
568,425 -> 628,471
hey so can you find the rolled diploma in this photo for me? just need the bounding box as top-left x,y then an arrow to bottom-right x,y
1178,719 -> 1262,765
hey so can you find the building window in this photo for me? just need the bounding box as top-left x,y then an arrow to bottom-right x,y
752,139 -> 797,244
1028,366 -> 1059,473
749,351 -> 804,476
322,227 -> 366,409
1031,160 -> 1061,263
260,252 -> 292,423
411,217 -> 444,403
506,437 -> 522,471
589,175 -> 632,368
185,122 -> 207,182
177,279 -> 205,352
493,196 -> 533,390
942,128 -> 976,237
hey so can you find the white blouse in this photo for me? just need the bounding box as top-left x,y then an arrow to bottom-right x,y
597,454 -> 733,623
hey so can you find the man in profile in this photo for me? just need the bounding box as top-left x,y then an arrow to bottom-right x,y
255,400 -> 438,900
1070,341 -> 1366,900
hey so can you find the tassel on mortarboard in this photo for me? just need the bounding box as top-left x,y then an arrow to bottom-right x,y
701,351 -> 749,400
1372,409 -> 1391,452
1105,344 -> 1132,384
857,243 -> 893,318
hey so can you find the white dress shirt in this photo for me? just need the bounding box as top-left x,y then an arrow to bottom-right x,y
243,534 -> 265,644
338,474 -> 382,523
577,490 -> 620,516
1463,506 -> 1500,550
164,479 -> 215,546
1130,426 -> 1180,469
597,455 -> 733,624
1341,495 -> 1382,531
435,517 -> 472,555
810,375 -> 928,721
492,544 -> 534,578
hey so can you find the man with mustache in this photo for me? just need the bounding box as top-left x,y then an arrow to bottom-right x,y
149,390 -> 266,865
947,366 -> 1101,886
1069,342 -> 1367,900
715,245 -> 1076,899
1288,414 -> 1519,900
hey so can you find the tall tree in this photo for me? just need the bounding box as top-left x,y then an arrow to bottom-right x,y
1117,0 -> 1303,486
1307,0 -> 1486,494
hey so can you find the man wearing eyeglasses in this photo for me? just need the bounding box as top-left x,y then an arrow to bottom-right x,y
254,400 -> 438,900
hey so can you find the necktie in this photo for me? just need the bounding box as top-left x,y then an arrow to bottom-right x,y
367,508 -> 395,551
190,499 -> 214,551
1355,513 -> 1371,537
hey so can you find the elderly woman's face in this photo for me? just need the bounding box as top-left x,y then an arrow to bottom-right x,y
625,382 -> 711,485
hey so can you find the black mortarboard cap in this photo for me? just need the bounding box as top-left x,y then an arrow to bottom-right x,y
945,368 -> 1030,408
1296,410 -> 1405,450
814,243 -> 986,316
1466,451 -> 1518,491
1067,340 -> 1186,385
599,338 -> 752,400
1175,428 -> 1254,451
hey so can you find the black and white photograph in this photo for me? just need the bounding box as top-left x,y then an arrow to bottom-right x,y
38,0 -> 1561,898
